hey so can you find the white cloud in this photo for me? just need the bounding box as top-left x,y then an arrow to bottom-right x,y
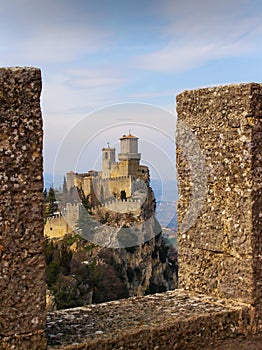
42,66 -> 129,172
136,40 -> 252,73
42,66 -> 127,117
136,0 -> 262,72
64,68 -> 125,90
0,0 -> 113,65
20,26 -> 110,64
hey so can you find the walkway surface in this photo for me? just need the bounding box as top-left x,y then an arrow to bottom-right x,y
46,290 -> 259,350
207,332 -> 262,349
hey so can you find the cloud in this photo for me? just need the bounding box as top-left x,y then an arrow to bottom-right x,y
42,66 -> 127,117
42,66 -> 129,171
3,0 -> 261,177
136,0 -> 262,72
0,0 -> 113,65
18,26 -> 111,64
136,40 -> 252,73
65,69 -> 125,90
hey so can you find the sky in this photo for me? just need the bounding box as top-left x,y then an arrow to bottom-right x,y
1,0 -> 262,182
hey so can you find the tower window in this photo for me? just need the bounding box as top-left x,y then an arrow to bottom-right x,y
105,152 -> 108,159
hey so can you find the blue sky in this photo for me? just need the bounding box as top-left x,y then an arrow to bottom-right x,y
1,0 -> 262,180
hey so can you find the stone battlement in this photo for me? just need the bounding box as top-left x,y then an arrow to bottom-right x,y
46,213 -> 62,220
46,290 -> 257,349
91,197 -> 142,213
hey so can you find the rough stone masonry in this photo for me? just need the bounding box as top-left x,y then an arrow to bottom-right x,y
176,83 -> 262,329
0,67 -> 46,349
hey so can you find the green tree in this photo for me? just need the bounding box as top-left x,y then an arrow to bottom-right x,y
63,176 -> 67,194
47,187 -> 58,216
60,243 -> 73,275
43,188 -> 47,200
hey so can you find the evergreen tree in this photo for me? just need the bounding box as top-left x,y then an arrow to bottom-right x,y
43,188 -> 47,200
63,176 -> 67,194
47,187 -> 58,216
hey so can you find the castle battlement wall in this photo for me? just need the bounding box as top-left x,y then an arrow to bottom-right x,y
90,197 -> 142,214
46,213 -> 62,220
0,67 -> 46,349
45,216 -> 73,238
176,83 -> 262,328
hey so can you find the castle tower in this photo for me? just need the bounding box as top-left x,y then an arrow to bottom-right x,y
102,144 -> 116,179
66,171 -> 76,191
118,133 -> 141,162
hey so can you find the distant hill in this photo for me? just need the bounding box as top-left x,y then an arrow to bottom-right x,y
150,179 -> 178,232
166,212 -> 178,231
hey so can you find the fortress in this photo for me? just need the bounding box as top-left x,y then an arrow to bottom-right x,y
66,133 -> 149,207
45,133 -> 151,237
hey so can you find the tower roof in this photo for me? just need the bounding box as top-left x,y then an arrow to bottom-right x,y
102,147 -> 115,151
120,133 -> 138,140
102,142 -> 115,151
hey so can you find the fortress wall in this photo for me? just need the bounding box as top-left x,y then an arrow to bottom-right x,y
66,172 -> 75,191
111,160 -> 129,177
74,174 -> 84,189
128,159 -> 140,176
65,203 -> 81,223
83,176 -> 91,195
45,216 -> 73,238
91,177 -> 111,203
176,83 -> 262,327
0,68 -> 46,349
109,175 -> 132,198
91,197 -> 142,214
47,290 -> 256,349
89,176 -> 133,203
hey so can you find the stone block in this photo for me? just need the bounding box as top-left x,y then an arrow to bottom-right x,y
178,246 -> 254,304
0,67 -> 45,342
0,331 -> 46,350
176,83 -> 262,325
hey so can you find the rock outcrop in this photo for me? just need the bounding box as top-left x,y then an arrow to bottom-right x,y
45,180 -> 177,309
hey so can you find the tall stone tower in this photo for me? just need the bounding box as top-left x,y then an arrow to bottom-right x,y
102,144 -> 116,179
118,133 -> 141,177
66,170 -> 76,190
118,133 -> 141,161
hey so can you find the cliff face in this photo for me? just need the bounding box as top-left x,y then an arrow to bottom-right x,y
105,232 -> 178,297
45,178 -> 177,309
45,234 -> 177,310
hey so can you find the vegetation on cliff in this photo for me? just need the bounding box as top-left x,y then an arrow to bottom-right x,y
45,234 -> 131,309
45,231 -> 177,310
44,179 -> 178,310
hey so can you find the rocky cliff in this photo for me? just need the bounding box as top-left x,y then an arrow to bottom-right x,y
45,181 -> 177,310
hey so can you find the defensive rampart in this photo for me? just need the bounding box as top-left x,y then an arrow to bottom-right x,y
0,67 -> 46,349
176,83 -> 262,327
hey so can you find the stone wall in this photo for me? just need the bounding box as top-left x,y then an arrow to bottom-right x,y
45,216 -> 72,238
176,83 -> 262,328
0,67 -> 46,349
109,175 -> 132,198
46,290 -> 256,349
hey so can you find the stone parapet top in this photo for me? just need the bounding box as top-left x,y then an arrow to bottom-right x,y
47,290 -> 255,349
